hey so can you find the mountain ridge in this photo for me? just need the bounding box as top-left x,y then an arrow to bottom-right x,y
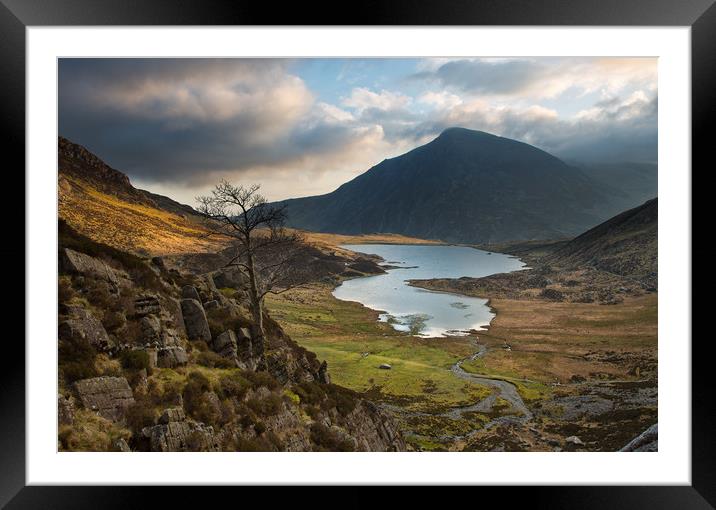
276,127 -> 640,243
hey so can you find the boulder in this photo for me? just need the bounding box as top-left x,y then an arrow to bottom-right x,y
146,412 -> 218,452
213,330 -> 239,363
565,435 -> 585,446
379,364 -> 392,370
59,306 -> 114,352
158,407 -> 186,424
211,266 -> 247,290
61,248 -> 118,285
139,315 -> 162,344
135,295 -> 161,317
73,376 -> 135,422
181,285 -> 201,301
180,299 -> 211,342
157,346 -> 189,368
620,423 -> 658,452
236,328 -> 254,363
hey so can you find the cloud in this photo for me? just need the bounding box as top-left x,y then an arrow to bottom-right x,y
60,59 -> 382,193
59,57 -> 657,204
342,87 -> 412,113
414,57 -> 657,100
411,90 -> 657,163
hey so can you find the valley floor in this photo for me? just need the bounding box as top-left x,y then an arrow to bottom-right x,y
266,249 -> 657,452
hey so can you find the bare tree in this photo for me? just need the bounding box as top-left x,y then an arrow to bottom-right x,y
196,181 -> 309,366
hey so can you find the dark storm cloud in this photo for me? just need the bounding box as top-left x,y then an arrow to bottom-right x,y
58,58 -> 367,186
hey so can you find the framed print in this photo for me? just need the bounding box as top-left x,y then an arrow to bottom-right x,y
2,0 -> 712,506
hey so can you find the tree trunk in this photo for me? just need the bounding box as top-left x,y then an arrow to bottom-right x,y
246,248 -> 267,368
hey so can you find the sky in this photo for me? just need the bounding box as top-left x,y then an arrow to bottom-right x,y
59,57 -> 657,205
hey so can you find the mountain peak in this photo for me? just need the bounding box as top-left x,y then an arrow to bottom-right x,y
437,127 -> 498,140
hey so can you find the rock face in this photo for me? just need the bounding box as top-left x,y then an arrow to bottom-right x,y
342,401 -> 406,452
266,348 -> 316,385
145,407 -> 218,452
620,423 -> 658,452
139,315 -> 162,344
211,266 -> 247,289
61,248 -> 118,285
180,298 -> 211,342
213,330 -> 239,365
134,295 -> 161,317
59,306 -> 114,352
181,285 -> 201,301
73,376 -> 135,422
157,346 -> 189,368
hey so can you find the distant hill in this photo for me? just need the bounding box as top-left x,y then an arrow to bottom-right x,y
547,198 -> 657,287
58,137 -> 224,256
577,162 -> 657,218
277,128 -> 629,243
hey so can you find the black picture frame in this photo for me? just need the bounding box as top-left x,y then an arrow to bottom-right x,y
2,0 -> 710,506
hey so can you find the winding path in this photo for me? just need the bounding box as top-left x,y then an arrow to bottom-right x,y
448,342 -> 532,428
380,338 -> 533,440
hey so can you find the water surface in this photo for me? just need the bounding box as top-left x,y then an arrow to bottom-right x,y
333,244 -> 526,337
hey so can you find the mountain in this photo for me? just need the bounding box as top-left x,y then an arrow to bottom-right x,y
547,198 -> 657,287
58,137 -> 223,256
278,128 -> 621,243
577,162 -> 657,218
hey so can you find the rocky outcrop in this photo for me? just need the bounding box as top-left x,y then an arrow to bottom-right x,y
134,295 -> 161,317
180,298 -> 211,342
236,328 -> 253,364
73,376 -> 135,422
139,315 -> 162,344
620,423 -> 657,452
181,285 -> 201,301
213,330 -> 239,366
61,248 -> 118,285
211,266 -> 247,290
144,407 -> 219,452
342,401 -> 406,452
59,305 -> 114,352
157,346 -> 189,368
266,348 -> 316,385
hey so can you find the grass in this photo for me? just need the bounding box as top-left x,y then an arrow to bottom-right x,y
265,284 -> 491,412
59,174 -> 227,256
463,293 -> 657,388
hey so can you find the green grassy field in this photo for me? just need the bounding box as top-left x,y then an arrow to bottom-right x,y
265,284 -> 492,413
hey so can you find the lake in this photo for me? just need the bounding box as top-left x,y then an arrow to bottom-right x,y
333,244 -> 526,337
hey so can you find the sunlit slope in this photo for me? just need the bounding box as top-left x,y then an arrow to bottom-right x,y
58,137 -> 226,256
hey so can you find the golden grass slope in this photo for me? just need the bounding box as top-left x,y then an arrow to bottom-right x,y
59,174 -> 227,256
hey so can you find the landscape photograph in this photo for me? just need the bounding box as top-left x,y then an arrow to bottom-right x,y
57,57 -> 657,453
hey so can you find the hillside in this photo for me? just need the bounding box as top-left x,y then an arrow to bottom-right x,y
578,162 -> 657,217
547,198 -> 657,287
277,128 -> 624,243
56,138 -> 406,452
58,137 -> 224,256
